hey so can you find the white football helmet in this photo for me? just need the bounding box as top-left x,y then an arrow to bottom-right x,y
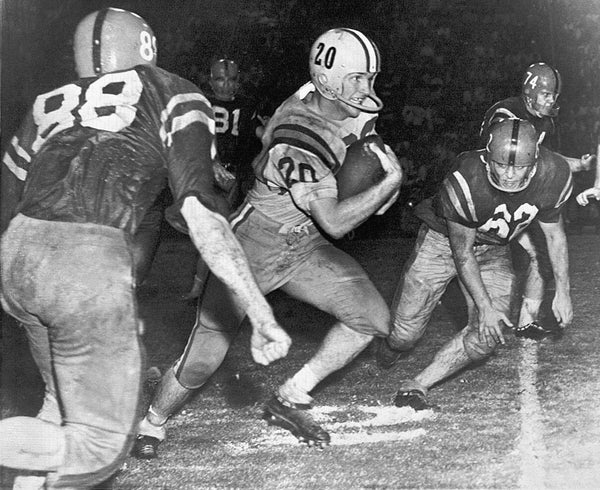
309,28 -> 383,112
74,8 -> 157,78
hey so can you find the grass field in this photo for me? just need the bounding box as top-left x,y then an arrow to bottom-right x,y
2,229 -> 600,489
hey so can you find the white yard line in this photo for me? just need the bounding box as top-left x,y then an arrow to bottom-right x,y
517,338 -> 546,489
253,405 -> 435,448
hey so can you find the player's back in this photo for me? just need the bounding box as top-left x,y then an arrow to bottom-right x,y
9,65 -> 214,234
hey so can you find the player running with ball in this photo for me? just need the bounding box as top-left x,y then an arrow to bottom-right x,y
134,27 -> 402,456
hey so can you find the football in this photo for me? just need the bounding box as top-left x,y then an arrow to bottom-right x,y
336,135 -> 386,200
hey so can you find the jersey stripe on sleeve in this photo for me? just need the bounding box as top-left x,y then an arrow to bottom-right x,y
443,170 -> 479,223
2,136 -> 30,181
269,123 -> 341,173
160,93 -> 215,152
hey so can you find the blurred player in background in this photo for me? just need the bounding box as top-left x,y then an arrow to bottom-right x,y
133,27 -> 402,457
0,8 -> 289,488
478,62 -> 592,337
184,58 -> 267,299
378,119 -> 572,409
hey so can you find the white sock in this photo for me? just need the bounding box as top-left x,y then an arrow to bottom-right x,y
279,364 -> 320,405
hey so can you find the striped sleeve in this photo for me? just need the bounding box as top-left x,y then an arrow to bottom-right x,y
438,170 -> 480,226
268,123 -> 341,174
160,92 -> 217,159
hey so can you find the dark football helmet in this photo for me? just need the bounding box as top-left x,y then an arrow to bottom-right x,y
484,118 -> 540,192
521,62 -> 561,118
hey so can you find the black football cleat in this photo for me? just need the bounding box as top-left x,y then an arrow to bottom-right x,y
132,435 -> 161,460
376,338 -> 406,369
393,380 -> 433,411
515,321 -> 555,340
263,396 -> 330,448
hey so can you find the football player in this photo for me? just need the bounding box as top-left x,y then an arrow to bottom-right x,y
133,28 -> 403,457
0,9 -> 289,489
377,118 -> 572,409
478,62 -> 592,339
184,58 -> 266,299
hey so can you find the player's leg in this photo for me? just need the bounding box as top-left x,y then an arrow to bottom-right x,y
134,272 -> 246,459
0,217 -> 142,488
377,225 -> 457,369
404,243 -> 515,408
264,241 -> 390,446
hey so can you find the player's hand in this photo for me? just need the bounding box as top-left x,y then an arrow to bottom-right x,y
576,187 -> 600,206
552,290 -> 572,329
370,143 -> 403,186
250,320 -> 292,366
477,304 -> 511,347
580,153 -> 595,171
213,162 -> 236,191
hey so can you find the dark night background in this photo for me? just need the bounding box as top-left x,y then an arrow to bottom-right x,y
2,0 -> 600,229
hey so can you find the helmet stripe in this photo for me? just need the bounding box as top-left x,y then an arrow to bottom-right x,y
92,8 -> 110,74
551,66 -> 562,93
340,28 -> 380,72
509,119 -> 520,165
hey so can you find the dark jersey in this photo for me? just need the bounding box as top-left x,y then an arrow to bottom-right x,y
1,65 -> 226,235
415,146 -> 572,245
479,96 -> 555,147
207,93 -> 261,172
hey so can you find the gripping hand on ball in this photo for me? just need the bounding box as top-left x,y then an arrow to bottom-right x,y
370,144 -> 403,214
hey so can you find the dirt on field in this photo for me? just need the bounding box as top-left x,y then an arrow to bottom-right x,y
1,226 -> 600,489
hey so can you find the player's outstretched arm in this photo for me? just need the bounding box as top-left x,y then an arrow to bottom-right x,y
538,218 -> 572,329
577,141 -> 600,205
180,196 -> 291,365
447,220 -> 512,347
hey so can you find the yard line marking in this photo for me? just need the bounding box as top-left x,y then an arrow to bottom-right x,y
253,405 -> 434,447
517,338 -> 546,488
256,428 -> 427,446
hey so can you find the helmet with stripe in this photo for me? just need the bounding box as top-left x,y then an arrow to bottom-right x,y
484,118 -> 540,192
521,62 -> 561,118
74,8 -> 157,78
309,28 -> 383,112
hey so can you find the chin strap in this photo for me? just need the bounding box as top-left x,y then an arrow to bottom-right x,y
335,92 -> 384,113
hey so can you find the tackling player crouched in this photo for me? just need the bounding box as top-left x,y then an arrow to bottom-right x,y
0,9 -> 289,489
478,62 -> 591,340
133,27 -> 402,457
378,118 -> 572,410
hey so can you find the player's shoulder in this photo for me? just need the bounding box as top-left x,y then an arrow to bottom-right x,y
485,96 -> 527,121
138,65 -> 209,102
537,146 -> 571,179
444,150 -> 491,196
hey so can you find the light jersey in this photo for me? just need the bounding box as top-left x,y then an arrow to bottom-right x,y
246,82 -> 378,226
1,65 -> 225,235
415,146 -> 572,246
479,96 -> 555,148
207,93 -> 260,171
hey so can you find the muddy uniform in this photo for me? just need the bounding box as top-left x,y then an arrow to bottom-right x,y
389,146 -> 572,357
0,65 -> 223,488
170,82 -> 388,389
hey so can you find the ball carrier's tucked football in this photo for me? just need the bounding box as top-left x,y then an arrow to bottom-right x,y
336,135 -> 386,200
